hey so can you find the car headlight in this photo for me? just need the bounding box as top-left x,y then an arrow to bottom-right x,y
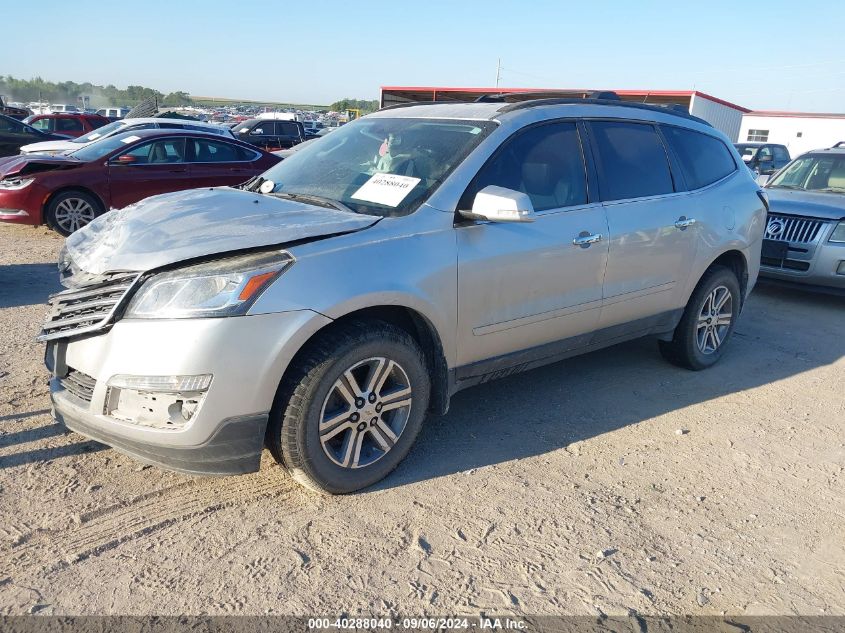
830,221 -> 845,243
0,177 -> 35,190
124,250 -> 293,319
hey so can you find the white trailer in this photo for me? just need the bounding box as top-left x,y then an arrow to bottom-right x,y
738,112 -> 845,158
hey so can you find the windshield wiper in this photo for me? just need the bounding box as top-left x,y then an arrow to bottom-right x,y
269,191 -> 355,214
768,184 -> 801,190
817,187 -> 845,193
241,175 -> 264,192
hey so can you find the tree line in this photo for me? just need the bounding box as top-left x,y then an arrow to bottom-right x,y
0,76 -> 192,108
0,76 -> 379,112
329,98 -> 379,114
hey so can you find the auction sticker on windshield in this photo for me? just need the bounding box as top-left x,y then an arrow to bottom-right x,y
351,174 -> 421,207
121,135 -> 141,144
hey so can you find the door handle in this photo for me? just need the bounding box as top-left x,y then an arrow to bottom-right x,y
674,216 -> 696,230
573,232 -> 602,247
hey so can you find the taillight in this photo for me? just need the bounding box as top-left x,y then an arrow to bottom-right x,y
756,189 -> 769,212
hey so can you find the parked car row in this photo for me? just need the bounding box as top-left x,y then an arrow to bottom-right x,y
19,116 -> 235,155
0,128 -> 279,235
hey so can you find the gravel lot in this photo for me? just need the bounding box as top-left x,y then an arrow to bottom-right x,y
0,222 -> 843,617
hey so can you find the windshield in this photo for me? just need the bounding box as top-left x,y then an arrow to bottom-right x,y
68,132 -> 142,162
734,144 -> 759,162
768,154 -> 845,192
255,117 -> 497,217
72,120 -> 125,143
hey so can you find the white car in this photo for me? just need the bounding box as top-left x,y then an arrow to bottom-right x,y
18,117 -> 235,155
96,107 -> 130,119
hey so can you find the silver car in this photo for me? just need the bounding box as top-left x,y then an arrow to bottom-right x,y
41,98 -> 766,493
759,146 -> 845,292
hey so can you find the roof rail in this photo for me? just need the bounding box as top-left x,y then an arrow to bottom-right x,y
832,141 -> 845,148
377,92 -> 712,128
497,97 -> 712,127
379,100 -> 459,111
473,90 -> 621,104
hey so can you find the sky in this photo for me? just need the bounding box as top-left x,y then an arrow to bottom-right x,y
3,0 -> 844,112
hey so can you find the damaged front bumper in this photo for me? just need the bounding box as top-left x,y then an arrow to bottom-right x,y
46,309 -> 332,476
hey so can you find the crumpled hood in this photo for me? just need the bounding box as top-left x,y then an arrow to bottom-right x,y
0,154 -> 81,178
766,188 -> 845,221
64,187 -> 380,277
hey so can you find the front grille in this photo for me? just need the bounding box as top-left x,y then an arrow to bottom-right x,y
38,273 -> 140,341
765,214 -> 826,244
761,257 -> 811,271
59,368 -> 96,403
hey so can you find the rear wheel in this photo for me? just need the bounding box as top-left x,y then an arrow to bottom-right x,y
45,190 -> 102,236
659,265 -> 741,370
267,321 -> 430,494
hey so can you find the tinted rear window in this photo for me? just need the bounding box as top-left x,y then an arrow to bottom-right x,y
590,121 -> 674,201
663,126 -> 736,190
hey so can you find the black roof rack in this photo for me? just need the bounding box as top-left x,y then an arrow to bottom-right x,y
498,96 -> 711,127
379,100 -> 459,111
473,90 -> 620,103
831,141 -> 845,148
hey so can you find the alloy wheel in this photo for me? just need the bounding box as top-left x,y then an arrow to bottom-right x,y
53,197 -> 96,233
696,285 -> 733,354
319,357 -> 413,469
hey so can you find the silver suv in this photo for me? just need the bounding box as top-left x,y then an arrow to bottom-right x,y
41,97 -> 766,494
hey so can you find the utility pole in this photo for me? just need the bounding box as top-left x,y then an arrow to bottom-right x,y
496,58 -> 501,88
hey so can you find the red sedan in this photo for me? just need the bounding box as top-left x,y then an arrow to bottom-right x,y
0,129 -> 280,235
24,114 -> 111,138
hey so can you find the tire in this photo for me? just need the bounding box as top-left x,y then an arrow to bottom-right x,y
658,265 -> 741,371
267,320 -> 431,494
45,190 -> 103,237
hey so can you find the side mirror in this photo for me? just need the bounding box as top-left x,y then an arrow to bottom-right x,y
459,185 -> 536,223
112,154 -> 137,165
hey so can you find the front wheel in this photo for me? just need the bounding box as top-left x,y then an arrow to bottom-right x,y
659,266 -> 741,370
45,190 -> 102,236
267,321 -> 431,494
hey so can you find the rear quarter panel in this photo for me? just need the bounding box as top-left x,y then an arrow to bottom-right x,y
677,169 -> 765,306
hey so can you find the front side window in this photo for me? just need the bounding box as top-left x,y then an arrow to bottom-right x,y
120,138 -> 187,164
251,122 -> 276,136
30,118 -> 52,132
747,129 -> 769,142
258,117 -> 496,217
768,155 -> 845,193
461,121 -> 588,212
663,125 -> 736,190
590,121 -> 674,201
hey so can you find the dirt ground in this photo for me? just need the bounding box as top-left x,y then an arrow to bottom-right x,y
0,222 -> 843,617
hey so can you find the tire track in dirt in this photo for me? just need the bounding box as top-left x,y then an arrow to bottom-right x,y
2,465 -> 303,579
